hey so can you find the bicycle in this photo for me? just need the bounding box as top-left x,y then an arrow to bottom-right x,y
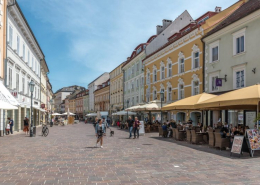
42,124 -> 49,137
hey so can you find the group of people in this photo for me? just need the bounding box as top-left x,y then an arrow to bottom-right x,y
5,117 -> 30,135
127,116 -> 141,139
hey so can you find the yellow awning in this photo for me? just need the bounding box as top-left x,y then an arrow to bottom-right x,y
195,84 -> 260,109
162,93 -> 217,111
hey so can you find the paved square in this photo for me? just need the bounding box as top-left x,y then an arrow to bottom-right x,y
0,122 -> 259,184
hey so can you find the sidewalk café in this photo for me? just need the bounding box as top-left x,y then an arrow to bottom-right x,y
155,84 -> 260,156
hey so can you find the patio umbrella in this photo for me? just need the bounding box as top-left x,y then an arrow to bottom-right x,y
116,110 -> 136,116
195,84 -> 260,109
136,100 -> 166,111
162,93 -> 217,111
52,112 -> 62,116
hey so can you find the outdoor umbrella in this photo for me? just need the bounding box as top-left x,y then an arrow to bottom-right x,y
52,113 -> 62,116
162,93 -> 217,111
116,110 -> 136,116
195,84 -> 260,109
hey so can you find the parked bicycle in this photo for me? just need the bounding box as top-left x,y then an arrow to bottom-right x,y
42,124 -> 49,137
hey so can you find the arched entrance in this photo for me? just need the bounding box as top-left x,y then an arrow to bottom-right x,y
190,111 -> 202,126
176,112 -> 185,123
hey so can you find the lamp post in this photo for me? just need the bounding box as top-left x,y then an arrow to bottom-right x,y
126,100 -> 129,121
160,90 -> 164,125
49,99 -> 53,127
29,80 -> 35,137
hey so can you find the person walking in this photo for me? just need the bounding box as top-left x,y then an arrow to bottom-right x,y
133,117 -> 141,139
7,117 -> 14,134
23,117 -> 29,135
127,116 -> 134,139
95,119 -> 106,148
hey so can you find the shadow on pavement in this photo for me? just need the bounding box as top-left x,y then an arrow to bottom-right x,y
150,136 -> 259,159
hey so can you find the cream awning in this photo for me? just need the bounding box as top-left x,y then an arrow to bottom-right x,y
0,82 -> 19,109
162,93 -> 217,111
195,84 -> 260,109
135,100 -> 166,111
112,110 -> 136,116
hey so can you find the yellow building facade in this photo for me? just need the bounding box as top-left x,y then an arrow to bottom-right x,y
143,2 -> 244,123
110,62 -> 124,114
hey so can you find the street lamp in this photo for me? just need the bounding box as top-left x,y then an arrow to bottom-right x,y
29,80 -> 35,137
126,100 -> 129,120
49,99 -> 53,127
160,90 -> 164,125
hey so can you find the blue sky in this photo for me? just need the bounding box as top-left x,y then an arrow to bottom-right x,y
19,0 -> 237,92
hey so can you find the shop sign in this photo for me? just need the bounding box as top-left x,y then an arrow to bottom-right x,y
231,136 -> 244,154
11,91 -> 18,98
246,129 -> 260,157
216,78 -> 222,87
41,104 -> 45,108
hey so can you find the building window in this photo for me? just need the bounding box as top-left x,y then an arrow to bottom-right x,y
132,97 -> 134,106
193,81 -> 199,95
161,66 -> 165,79
211,76 -> 219,92
179,58 -> 184,73
136,47 -> 142,54
153,90 -> 157,100
153,69 -> 157,82
233,28 -> 246,55
22,44 -> 25,60
168,87 -> 172,101
168,63 -> 172,77
236,36 -> 244,54
136,96 -> 139,103
136,79 -> 139,88
236,70 -> 245,89
136,63 -> 139,71
147,73 -> 150,84
212,46 -> 218,62
209,40 -> 219,63
8,68 -> 12,89
179,84 -> 184,100
22,78 -> 25,94
193,52 -> 199,68
8,26 -> 13,47
131,66 -> 134,76
141,77 -> 144,86
17,36 -> 20,54
16,73 -> 19,91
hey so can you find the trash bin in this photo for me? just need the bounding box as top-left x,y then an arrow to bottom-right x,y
50,122 -> 53,127
33,126 -> 36,137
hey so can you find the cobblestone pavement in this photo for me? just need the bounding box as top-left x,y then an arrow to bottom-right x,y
0,122 -> 260,185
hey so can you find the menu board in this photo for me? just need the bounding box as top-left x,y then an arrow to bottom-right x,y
246,129 -> 260,150
231,136 -> 244,154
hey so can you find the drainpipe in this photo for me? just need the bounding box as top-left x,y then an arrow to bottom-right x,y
122,69 -> 125,109
202,37 -> 206,126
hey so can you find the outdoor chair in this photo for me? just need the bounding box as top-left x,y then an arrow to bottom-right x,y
186,130 -> 191,143
175,129 -> 185,141
191,130 -> 203,144
195,127 -> 201,132
172,128 -> 176,139
145,125 -> 151,133
208,131 -> 215,147
158,127 -> 163,137
214,132 -> 230,150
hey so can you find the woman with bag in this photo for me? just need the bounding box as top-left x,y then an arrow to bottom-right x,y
95,119 -> 106,148
133,117 -> 141,139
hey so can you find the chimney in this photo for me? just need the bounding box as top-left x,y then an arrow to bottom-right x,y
127,57 -> 130,61
156,25 -> 163,35
215,6 -> 222,12
162,19 -> 172,29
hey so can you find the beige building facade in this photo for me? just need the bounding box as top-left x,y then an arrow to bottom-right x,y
94,80 -> 110,112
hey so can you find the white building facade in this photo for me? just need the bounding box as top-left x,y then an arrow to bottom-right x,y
122,36 -> 156,109
5,0 -> 43,131
88,72 -> 109,112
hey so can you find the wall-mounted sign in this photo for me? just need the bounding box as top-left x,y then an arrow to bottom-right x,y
41,104 -> 45,108
216,78 -> 222,87
11,91 -> 18,98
